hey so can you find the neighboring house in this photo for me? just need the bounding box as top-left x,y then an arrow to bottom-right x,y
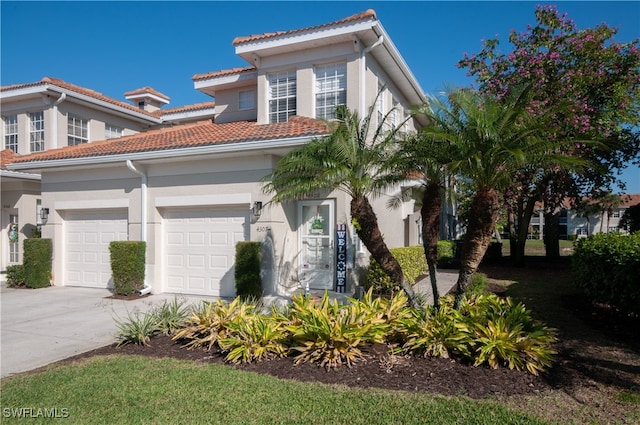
0,77 -> 215,271
527,194 -> 640,239
5,10 -> 426,298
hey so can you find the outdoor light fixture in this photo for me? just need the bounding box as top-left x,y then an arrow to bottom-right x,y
40,208 -> 50,221
251,201 -> 263,217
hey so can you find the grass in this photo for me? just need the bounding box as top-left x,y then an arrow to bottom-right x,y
0,356 -> 551,425
498,239 -> 575,257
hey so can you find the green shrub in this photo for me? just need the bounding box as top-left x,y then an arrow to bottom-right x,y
5,264 -> 26,287
23,238 -> 52,288
220,315 -> 288,364
572,232 -> 640,314
115,311 -> 159,347
466,272 -> 489,297
437,240 -> 456,267
109,241 -> 146,296
366,246 -> 427,296
235,241 -> 262,301
152,298 -> 190,336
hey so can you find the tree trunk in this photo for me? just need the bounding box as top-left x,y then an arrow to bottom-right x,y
350,195 -> 420,309
507,205 -> 517,258
544,210 -> 560,259
421,183 -> 442,309
454,188 -> 500,308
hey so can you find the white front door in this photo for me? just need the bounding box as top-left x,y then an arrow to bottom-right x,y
64,210 -> 128,288
298,200 -> 334,290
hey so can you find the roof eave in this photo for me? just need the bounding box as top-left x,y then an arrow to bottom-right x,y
6,134 -> 324,171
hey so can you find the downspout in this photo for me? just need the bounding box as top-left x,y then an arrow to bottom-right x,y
51,93 -> 66,149
126,160 -> 152,295
359,33 -> 383,116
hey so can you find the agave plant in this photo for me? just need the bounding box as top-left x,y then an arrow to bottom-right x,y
114,310 -> 159,347
152,297 -> 190,336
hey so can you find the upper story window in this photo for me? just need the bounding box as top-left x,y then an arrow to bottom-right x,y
29,112 -> 45,152
138,101 -> 145,109
315,63 -> 346,120
612,209 -> 621,218
105,124 -> 123,139
239,89 -> 256,110
3,115 -> 18,152
268,71 -> 296,123
376,82 -> 385,126
68,114 -> 88,146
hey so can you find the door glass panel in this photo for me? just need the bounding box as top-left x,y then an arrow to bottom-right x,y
300,203 -> 333,290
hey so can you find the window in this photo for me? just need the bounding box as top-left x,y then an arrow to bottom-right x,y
608,226 -> 618,233
239,90 -> 256,110
268,71 -> 296,123
376,82 -> 385,126
4,115 -> 18,152
391,97 -> 400,128
105,124 -> 123,139
138,101 -> 145,109
612,209 -> 621,218
67,114 -> 88,146
29,112 -> 45,152
315,63 -> 346,120
9,214 -> 19,263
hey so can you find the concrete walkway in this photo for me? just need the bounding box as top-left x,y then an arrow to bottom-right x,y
0,270 -> 459,378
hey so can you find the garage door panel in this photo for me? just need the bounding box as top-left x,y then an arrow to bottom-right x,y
164,208 -> 247,297
65,211 -> 128,288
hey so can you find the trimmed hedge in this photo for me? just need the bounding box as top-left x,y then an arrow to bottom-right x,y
437,240 -> 456,267
109,241 -> 146,296
23,238 -> 52,288
6,264 -> 26,287
366,246 -> 427,296
572,232 -> 640,315
235,241 -> 262,301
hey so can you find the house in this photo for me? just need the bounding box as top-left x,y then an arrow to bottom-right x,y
527,194 -> 640,239
0,77 -> 216,271
4,10 -> 426,298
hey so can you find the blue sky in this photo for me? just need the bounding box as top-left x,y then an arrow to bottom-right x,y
1,1 -> 638,192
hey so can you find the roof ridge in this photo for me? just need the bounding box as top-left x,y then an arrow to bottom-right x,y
232,9 -> 376,45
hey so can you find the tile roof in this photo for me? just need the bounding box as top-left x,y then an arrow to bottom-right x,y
0,149 -> 18,170
10,116 -> 330,164
621,194 -> 640,207
124,86 -> 170,102
192,66 -> 256,82
232,9 -> 377,46
1,77 -> 160,119
156,101 -> 216,117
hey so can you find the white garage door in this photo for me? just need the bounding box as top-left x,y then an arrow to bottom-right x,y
65,210 -> 128,288
164,208 -> 248,297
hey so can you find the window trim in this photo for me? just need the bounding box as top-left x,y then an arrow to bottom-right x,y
268,70 -> 297,123
314,62 -> 347,120
105,124 -> 123,139
29,111 -> 45,152
3,115 -> 18,153
67,113 -> 89,146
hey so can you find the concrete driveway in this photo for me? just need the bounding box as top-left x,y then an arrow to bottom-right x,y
0,283 -> 200,378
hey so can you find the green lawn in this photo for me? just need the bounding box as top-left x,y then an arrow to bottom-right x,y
499,239 -> 575,257
0,355 -> 550,425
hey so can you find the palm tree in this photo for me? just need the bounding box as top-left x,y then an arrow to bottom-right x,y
262,104 -> 421,309
419,87 -> 551,307
386,126 -> 456,310
596,192 -> 622,233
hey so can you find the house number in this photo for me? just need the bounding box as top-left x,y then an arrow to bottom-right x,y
256,226 -> 271,232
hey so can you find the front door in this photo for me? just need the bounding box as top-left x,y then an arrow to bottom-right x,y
298,200 -> 334,290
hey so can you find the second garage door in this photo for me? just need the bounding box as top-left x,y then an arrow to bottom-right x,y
164,208 -> 248,297
65,210 -> 128,288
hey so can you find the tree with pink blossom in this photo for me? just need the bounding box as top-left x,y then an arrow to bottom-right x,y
458,4 -> 640,264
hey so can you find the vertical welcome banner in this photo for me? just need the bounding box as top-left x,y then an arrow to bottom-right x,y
335,224 -> 347,293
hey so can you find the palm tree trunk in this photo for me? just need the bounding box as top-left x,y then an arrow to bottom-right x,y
454,188 -> 500,308
351,195 -> 420,309
544,210 -> 560,259
421,183 -> 442,309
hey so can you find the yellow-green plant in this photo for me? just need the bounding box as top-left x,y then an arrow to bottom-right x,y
152,298 -> 190,336
220,314 -> 288,364
172,298 -> 256,350
287,293 -> 378,369
114,311 -> 159,347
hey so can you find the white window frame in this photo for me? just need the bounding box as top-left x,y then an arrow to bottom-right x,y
3,115 -> 18,152
376,82 -> 385,126
67,114 -> 88,146
29,112 -> 45,152
105,124 -> 123,139
315,62 -> 346,120
268,71 -> 297,123
612,209 -> 621,218
239,89 -> 256,111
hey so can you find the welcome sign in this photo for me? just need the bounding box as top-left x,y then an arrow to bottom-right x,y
336,224 -> 347,293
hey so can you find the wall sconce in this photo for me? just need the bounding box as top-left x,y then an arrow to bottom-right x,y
251,201 -> 263,217
40,208 -> 50,221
